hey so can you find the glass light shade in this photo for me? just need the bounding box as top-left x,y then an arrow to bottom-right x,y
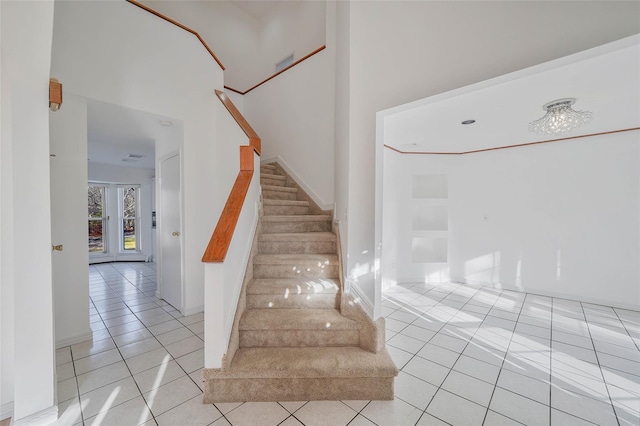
529,98 -> 593,135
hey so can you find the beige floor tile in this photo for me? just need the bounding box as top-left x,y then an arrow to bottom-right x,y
156,394 -> 222,426
84,395 -> 153,426
143,375 -> 202,416
133,360 -> 186,394
119,337 -> 162,359
165,335 -> 204,359
225,402 -> 290,426
155,327 -> 195,346
57,361 -> 75,382
360,398 -> 423,426
125,347 -> 172,375
71,338 -> 116,360
294,400 -> 358,426
77,360 -> 131,395
57,377 -> 79,403
74,348 -> 123,375
175,348 -> 204,374
80,377 -> 142,419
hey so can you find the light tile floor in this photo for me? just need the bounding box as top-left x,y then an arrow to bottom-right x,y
55,262 -> 640,425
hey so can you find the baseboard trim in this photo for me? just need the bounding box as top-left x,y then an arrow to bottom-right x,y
346,281 -> 374,319
261,156 -> 333,211
1,402 -> 13,424
56,330 -> 93,349
451,277 -> 640,311
183,304 -> 204,317
14,406 -> 57,426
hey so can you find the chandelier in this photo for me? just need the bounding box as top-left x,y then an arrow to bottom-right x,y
529,98 -> 593,135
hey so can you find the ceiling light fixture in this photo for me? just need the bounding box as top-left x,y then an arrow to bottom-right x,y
461,119 -> 476,125
159,120 -> 173,127
529,98 -> 593,135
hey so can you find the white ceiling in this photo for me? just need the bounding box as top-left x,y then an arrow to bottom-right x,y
87,100 -> 181,170
382,35 -> 640,154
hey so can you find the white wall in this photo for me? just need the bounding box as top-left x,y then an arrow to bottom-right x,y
88,163 -> 155,263
244,47 -> 335,209
338,0 -> 640,318
50,94 -> 91,348
382,131 -> 639,310
0,1 -> 57,423
204,98 -> 261,368
51,0 -> 224,315
141,0 -> 325,92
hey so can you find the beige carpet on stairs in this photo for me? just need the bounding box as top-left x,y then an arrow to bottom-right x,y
203,162 -> 398,403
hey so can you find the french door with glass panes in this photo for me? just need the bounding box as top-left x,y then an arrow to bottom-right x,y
88,183 -> 142,262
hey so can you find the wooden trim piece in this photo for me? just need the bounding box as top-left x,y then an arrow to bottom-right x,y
224,45 -> 326,95
125,0 -> 225,70
49,78 -> 62,108
240,146 -> 254,171
215,90 -> 261,155
385,127 -> 640,155
202,171 -> 253,262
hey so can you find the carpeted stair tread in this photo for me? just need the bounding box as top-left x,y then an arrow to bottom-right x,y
259,232 -> 336,242
240,308 -> 357,331
253,253 -> 338,265
263,199 -> 310,207
207,347 -> 398,379
262,185 -> 297,193
247,278 -> 340,295
261,173 -> 286,181
262,215 -> 332,222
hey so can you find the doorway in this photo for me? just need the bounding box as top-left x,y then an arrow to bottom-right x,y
157,152 -> 183,312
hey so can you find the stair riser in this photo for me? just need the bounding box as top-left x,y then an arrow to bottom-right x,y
239,329 -> 359,348
254,264 -> 339,279
263,205 -> 310,215
262,221 -> 331,234
260,178 -> 287,187
260,166 -> 276,172
262,190 -> 297,201
259,240 -> 337,255
203,377 -> 395,403
247,294 -> 339,310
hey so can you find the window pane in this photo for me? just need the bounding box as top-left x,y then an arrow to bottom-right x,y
123,218 -> 136,250
88,186 -> 104,218
123,187 -> 136,218
89,220 -> 105,252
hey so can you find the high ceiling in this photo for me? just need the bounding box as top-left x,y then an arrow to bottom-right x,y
382,35 -> 639,154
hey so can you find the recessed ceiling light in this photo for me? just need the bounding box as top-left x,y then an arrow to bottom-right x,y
461,119 -> 476,125
159,120 -> 173,127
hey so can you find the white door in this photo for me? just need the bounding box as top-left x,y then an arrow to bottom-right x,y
158,153 -> 183,311
50,95 -> 90,343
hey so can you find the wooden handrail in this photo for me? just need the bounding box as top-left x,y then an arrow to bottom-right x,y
384,127 -> 640,155
126,0 -> 225,70
215,90 -> 261,155
224,45 -> 326,95
202,93 -> 262,263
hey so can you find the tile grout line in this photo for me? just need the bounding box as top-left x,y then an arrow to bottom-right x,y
479,289 -> 527,426
577,301 -> 621,426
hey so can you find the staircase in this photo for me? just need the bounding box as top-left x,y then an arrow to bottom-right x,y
203,163 -> 398,402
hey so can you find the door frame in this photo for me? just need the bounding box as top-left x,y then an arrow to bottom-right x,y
156,149 -> 185,312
